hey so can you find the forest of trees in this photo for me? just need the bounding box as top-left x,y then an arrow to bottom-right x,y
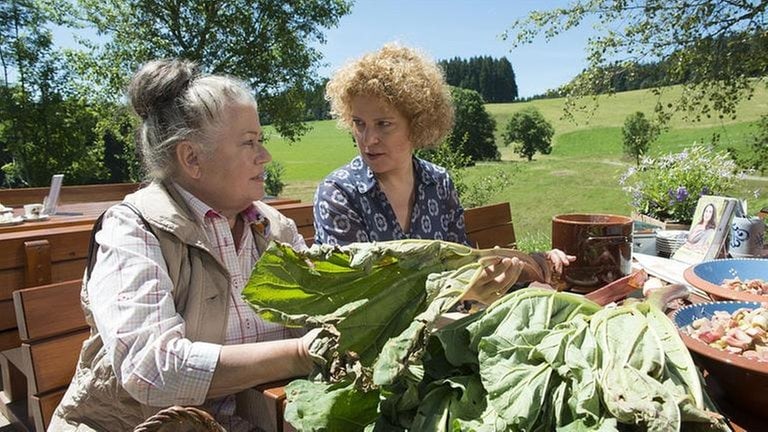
300,56 -> 521,121
439,56 -> 518,103
579,31 -> 768,96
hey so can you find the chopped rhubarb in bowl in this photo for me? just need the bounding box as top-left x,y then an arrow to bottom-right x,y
684,258 -> 768,302
673,301 -> 768,418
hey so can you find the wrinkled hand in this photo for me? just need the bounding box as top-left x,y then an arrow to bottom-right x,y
298,328 -> 327,368
461,257 -> 525,305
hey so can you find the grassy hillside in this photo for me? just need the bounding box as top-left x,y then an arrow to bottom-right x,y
265,120 -> 358,199
266,84 -> 768,245
486,84 -> 768,137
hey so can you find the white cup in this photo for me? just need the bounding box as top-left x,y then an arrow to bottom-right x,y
24,203 -> 44,218
729,216 -> 766,257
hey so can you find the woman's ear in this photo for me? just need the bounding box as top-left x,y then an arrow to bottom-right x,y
176,141 -> 202,179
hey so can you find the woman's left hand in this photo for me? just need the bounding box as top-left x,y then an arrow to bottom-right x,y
545,248 -> 576,274
461,257 -> 524,305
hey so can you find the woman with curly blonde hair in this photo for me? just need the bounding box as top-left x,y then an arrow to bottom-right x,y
313,43 -> 466,246
313,43 -> 575,284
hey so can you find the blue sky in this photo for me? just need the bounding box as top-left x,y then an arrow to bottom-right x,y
51,1 -> 590,98
316,0 -> 591,98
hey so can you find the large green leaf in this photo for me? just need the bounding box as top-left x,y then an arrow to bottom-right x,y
431,312 -> 483,369
374,265 -> 481,385
590,306 -> 666,377
243,240 -> 485,366
243,243 -> 406,327
467,289 -> 601,349
408,375 -> 490,432
643,304 -> 704,406
284,380 -> 379,431
479,332 -> 555,430
243,240 -> 478,323
589,301 -> 729,431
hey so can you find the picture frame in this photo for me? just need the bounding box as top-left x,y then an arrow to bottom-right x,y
43,174 -> 64,215
672,195 -> 743,264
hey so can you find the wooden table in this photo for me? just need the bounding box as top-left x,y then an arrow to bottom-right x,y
0,197 -> 302,234
0,201 -> 121,234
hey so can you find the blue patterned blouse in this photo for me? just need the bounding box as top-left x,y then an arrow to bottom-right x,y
313,156 -> 469,246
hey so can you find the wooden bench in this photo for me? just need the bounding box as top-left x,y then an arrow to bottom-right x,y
266,201 -> 517,250
0,280 -> 87,431
0,225 -> 94,354
0,200 -> 516,431
0,221 -> 93,431
464,202 -> 517,248
273,202 -> 316,246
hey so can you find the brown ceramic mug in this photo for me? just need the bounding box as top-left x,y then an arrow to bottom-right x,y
551,214 -> 633,291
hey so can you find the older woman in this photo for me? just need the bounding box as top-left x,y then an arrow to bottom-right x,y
314,43 -> 573,276
49,59 -> 317,431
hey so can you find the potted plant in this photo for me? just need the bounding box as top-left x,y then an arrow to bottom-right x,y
619,145 -> 750,229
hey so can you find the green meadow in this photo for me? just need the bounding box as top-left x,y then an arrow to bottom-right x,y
265,84 -> 768,245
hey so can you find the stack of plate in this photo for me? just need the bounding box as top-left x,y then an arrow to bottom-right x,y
655,230 -> 689,257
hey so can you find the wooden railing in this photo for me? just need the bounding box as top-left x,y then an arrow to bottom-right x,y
0,183 -> 143,207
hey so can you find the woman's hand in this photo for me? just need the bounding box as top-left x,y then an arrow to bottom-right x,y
461,257 -> 525,305
544,248 -> 576,274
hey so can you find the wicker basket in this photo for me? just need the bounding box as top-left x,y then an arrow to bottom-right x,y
133,406 -> 226,432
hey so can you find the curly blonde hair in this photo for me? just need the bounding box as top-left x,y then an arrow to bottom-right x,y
325,43 -> 454,149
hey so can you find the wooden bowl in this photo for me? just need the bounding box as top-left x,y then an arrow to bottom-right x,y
683,258 -> 768,302
672,301 -> 768,418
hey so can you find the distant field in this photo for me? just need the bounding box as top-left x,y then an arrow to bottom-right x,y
266,84 -> 768,245
264,120 -> 358,200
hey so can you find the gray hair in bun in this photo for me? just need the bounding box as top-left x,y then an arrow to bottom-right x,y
128,59 -> 257,180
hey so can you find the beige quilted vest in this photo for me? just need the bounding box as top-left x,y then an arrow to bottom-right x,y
49,182 -> 300,431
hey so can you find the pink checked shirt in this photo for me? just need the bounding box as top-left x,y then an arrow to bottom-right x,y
87,184 -> 306,429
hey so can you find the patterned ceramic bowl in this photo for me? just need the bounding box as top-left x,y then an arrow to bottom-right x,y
672,301 -> 768,418
683,258 -> 768,302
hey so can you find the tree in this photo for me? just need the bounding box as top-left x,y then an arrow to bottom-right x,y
502,107 -> 554,161
748,115 -> 768,175
447,86 -> 499,162
264,161 -> 286,197
504,1 -> 768,123
302,77 -> 330,121
622,111 -> 659,166
66,0 -> 351,141
730,114 -> 768,175
0,0 -> 111,186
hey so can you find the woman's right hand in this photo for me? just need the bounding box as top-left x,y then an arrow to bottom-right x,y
461,257 -> 525,305
299,327 -> 324,363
